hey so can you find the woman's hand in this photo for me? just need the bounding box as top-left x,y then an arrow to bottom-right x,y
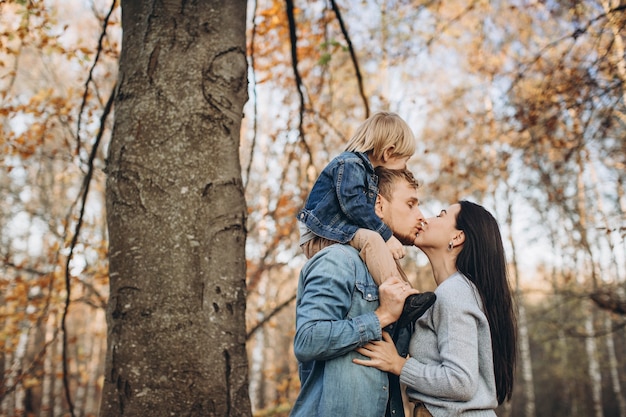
353,331 -> 407,376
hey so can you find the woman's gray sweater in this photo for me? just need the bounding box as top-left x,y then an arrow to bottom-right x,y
400,272 -> 498,417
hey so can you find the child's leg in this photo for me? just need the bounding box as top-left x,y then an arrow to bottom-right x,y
350,228 -> 409,286
352,229 -> 434,330
394,259 -> 410,282
301,236 -> 338,259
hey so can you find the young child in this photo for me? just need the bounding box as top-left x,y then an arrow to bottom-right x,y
296,111 -> 435,328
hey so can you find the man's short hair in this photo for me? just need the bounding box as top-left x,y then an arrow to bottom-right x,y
375,167 -> 420,201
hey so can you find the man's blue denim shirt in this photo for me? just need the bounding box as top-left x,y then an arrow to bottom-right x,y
290,245 -> 406,417
297,151 -> 393,244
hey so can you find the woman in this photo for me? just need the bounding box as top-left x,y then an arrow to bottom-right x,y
353,201 -> 517,417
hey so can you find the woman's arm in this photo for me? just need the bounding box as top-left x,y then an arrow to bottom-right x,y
400,286 -> 481,401
354,280 -> 483,401
352,331 -> 407,375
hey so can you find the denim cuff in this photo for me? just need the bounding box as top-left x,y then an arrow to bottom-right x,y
353,312 -> 383,345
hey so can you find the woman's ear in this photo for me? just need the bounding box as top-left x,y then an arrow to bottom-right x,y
455,231 -> 465,245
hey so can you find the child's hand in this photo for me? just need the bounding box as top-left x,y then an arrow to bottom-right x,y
386,236 -> 406,259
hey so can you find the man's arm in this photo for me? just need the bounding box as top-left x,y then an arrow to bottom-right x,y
293,246 -> 411,363
293,246 -> 382,362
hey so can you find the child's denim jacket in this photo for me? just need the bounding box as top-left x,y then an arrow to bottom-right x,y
297,151 -> 392,243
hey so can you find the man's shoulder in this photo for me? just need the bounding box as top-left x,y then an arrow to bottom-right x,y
303,244 -> 365,275
312,243 -> 361,262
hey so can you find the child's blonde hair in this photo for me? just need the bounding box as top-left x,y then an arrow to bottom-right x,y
345,111 -> 415,160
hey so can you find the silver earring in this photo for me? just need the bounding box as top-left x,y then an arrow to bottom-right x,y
448,240 -> 454,251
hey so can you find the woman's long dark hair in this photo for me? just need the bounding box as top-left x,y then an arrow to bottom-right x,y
455,201 -> 517,404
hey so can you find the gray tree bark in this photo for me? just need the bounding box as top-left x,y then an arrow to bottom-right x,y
101,1 -> 250,416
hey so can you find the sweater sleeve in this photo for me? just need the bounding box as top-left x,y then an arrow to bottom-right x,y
400,279 -> 482,401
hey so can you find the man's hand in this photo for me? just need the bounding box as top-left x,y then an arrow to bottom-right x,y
386,236 -> 406,259
374,276 -> 418,328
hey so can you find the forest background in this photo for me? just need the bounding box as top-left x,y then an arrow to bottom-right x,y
1,0 -> 625,416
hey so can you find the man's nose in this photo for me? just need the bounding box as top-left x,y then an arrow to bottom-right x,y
416,209 -> 426,223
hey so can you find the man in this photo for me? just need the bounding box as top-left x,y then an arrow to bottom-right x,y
290,167 -> 428,417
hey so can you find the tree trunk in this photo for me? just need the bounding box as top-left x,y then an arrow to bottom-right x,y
53,335 -> 64,417
584,310 -> 603,417
84,309 -> 106,415
551,262 -> 572,416
516,304 -> 535,417
248,277 -> 267,413
573,150 -> 604,417
590,157 -> 626,416
605,314 -> 626,417
41,313 -> 55,416
101,1 -> 250,416
504,191 -> 536,417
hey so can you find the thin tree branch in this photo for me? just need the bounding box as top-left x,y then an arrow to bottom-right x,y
0,328 -> 60,400
245,0 -> 259,190
75,0 -> 117,158
509,5 -> 626,92
285,0 -> 313,159
591,289 -> 626,315
329,0 -> 369,117
2,260 -> 50,276
61,82 -> 115,417
246,293 -> 297,340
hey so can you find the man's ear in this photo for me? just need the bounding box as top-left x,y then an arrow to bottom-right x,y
374,194 -> 385,219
